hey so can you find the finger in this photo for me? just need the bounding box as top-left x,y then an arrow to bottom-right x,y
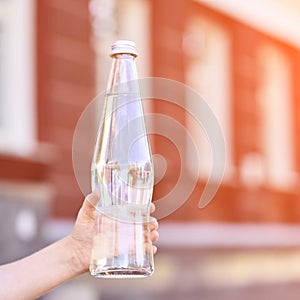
150,202 -> 155,214
79,192 -> 98,221
144,243 -> 157,255
152,245 -> 157,255
87,189 -> 100,207
149,217 -> 159,231
150,230 -> 159,243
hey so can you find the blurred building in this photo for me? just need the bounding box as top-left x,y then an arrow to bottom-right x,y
0,0 -> 94,263
0,0 -> 94,219
149,0 -> 300,225
2,0 -> 300,298
1,0 -> 300,245
87,0 -> 300,226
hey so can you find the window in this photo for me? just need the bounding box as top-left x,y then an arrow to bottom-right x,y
0,0 -> 36,155
256,43 -> 297,189
184,16 -> 233,181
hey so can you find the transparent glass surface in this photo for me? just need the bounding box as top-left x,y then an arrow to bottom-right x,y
89,205 -> 154,278
89,53 -> 154,278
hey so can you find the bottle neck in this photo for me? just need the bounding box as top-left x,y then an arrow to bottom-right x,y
106,54 -> 139,94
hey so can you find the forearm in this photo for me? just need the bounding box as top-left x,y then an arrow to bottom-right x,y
0,236 -> 84,300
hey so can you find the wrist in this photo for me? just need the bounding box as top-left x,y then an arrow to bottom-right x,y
62,236 -> 86,276
64,236 -> 89,276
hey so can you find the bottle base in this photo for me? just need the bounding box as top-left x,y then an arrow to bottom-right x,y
90,267 -> 153,279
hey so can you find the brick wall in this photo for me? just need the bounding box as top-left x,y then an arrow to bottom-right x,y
149,0 -> 300,223
36,0 -> 95,217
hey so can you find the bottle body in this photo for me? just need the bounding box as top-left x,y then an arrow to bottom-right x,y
89,42 -> 154,278
89,203 -> 154,278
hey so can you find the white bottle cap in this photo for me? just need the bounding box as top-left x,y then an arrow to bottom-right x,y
110,40 -> 138,57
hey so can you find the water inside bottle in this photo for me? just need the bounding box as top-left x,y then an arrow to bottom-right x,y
90,163 -> 154,278
89,204 -> 153,278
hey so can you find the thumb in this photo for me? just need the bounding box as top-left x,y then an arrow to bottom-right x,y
77,190 -> 99,222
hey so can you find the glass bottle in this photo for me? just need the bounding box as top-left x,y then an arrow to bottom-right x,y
89,40 -> 154,278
